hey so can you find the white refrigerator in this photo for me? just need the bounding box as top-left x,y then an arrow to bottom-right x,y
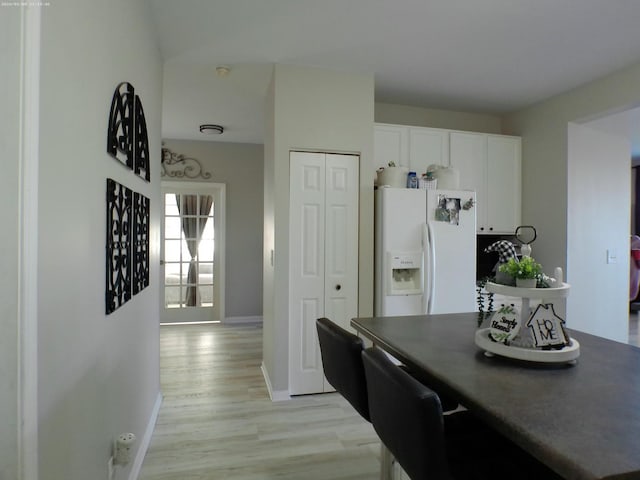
375,187 -> 477,316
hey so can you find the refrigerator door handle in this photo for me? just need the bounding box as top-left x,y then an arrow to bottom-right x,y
422,223 -> 435,314
424,222 -> 436,314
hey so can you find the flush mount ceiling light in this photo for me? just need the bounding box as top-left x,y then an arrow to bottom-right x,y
216,65 -> 231,77
199,124 -> 224,135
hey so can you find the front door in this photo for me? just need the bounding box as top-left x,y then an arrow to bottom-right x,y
161,182 -> 225,323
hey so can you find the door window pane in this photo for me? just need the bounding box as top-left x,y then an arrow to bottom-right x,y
165,240 -> 182,262
164,217 -> 182,239
165,286 -> 182,308
164,263 -> 181,285
199,285 -> 213,307
198,240 -> 214,261
199,262 -> 214,284
164,194 -> 179,216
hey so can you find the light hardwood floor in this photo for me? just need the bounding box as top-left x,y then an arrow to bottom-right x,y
139,319 -> 640,479
138,323 -> 380,480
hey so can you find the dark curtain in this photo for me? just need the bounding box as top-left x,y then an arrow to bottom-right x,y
176,194 -> 214,306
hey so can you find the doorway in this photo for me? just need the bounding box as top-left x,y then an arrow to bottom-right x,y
161,182 -> 225,323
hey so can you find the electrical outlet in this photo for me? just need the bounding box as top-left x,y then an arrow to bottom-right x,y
107,456 -> 115,480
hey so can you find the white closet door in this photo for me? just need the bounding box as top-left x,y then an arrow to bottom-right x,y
289,151 -> 359,395
289,152 -> 326,395
324,154 -> 359,335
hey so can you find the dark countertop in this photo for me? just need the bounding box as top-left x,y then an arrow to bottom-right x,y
351,313 -> 640,480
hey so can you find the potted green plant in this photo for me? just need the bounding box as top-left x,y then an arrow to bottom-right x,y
498,256 -> 543,288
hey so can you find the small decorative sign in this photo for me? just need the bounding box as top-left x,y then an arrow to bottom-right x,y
526,303 -> 569,349
489,303 -> 520,344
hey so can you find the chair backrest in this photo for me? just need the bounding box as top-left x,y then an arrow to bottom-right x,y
316,317 -> 370,421
362,347 -> 450,480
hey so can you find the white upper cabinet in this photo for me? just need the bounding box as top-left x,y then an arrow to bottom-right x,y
375,123 -> 521,234
450,132 -> 521,234
486,135 -> 521,234
408,127 -> 449,175
450,131 -> 487,229
374,124 -> 409,169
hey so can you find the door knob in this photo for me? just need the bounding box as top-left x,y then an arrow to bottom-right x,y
335,284 -> 342,291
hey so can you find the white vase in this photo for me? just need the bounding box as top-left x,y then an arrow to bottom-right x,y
516,278 -> 537,288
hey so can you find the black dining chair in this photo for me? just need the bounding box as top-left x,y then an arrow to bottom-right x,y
316,317 -> 468,478
316,316 -> 458,413
316,317 -> 398,476
316,317 -> 370,420
362,346 -> 562,480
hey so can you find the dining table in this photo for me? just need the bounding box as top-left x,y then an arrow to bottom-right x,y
351,312 -> 640,480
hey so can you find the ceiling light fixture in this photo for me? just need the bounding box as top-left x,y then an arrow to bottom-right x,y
216,65 -> 231,77
199,124 -> 224,135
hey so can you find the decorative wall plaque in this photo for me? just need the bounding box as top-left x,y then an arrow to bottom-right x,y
134,95 -> 150,181
106,178 -> 132,314
107,82 -> 150,181
132,192 -> 150,295
161,146 -> 212,179
107,82 -> 134,169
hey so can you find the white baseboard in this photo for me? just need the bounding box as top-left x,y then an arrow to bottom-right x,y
130,392 -> 162,480
260,362 -> 290,402
224,315 -> 263,324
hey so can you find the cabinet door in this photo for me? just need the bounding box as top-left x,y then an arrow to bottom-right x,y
289,151 -> 359,395
487,136 -> 521,233
374,124 -> 408,170
450,132 -> 488,231
409,127 -> 449,175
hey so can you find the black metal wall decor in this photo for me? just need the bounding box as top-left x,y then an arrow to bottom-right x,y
107,82 -> 134,169
161,145 -> 212,179
132,192 -> 150,295
106,178 -> 132,314
107,82 -> 150,181
134,95 -> 150,181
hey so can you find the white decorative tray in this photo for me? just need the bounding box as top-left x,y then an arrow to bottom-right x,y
484,281 -> 570,299
475,328 -> 580,364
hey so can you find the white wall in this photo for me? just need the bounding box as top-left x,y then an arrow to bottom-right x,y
0,6 -> 22,479
161,140 -> 264,320
263,65 -> 374,396
504,60 -> 640,339
37,1 -> 162,478
375,102 -> 503,133
567,124 -> 630,341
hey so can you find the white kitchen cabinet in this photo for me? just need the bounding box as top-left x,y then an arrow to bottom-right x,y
486,135 -> 521,234
374,124 -> 408,169
408,127 -> 449,175
374,123 -> 521,233
288,151 -> 359,395
374,124 -> 449,175
450,132 -> 521,234
450,131 -> 487,228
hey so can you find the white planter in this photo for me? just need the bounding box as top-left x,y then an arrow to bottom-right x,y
516,278 -> 537,288
377,167 -> 409,188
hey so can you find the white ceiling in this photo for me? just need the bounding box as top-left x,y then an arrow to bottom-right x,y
147,0 -> 640,144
